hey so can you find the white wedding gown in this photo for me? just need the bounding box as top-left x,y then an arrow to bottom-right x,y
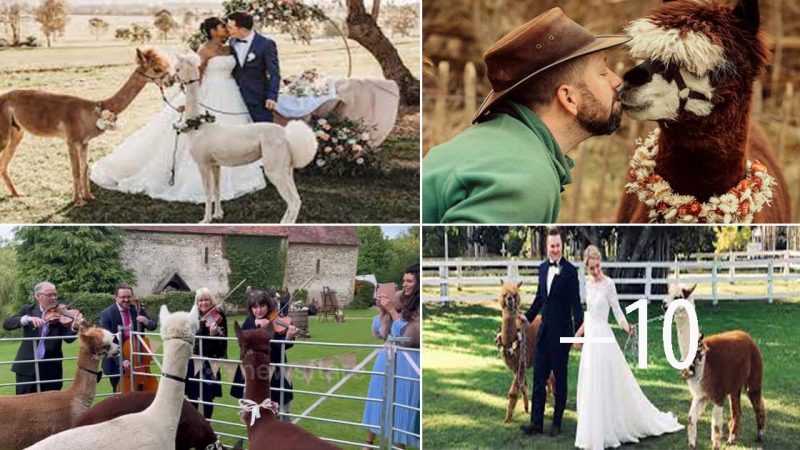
90,55 -> 266,203
575,276 -> 683,449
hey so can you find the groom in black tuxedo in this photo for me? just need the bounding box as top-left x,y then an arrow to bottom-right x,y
520,228 -> 583,437
227,11 -> 280,123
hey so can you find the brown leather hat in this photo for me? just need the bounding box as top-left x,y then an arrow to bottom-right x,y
474,8 -> 631,122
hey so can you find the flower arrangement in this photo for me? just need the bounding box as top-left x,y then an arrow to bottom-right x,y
282,69 -> 331,97
307,112 -> 383,177
223,0 -> 327,44
625,128 -> 776,223
95,109 -> 119,131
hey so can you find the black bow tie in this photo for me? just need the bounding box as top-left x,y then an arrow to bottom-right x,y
234,38 -> 247,43
549,261 -> 558,267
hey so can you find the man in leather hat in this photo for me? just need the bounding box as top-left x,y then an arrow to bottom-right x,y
423,8 -> 630,223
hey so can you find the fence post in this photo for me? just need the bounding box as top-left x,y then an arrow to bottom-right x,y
33,336 -> 41,393
439,264 -> 449,303
199,336 -> 204,416
463,62 -> 477,120
457,263 -> 462,292
768,260 -> 774,304
712,258 -> 719,306
382,339 -> 397,450
434,61 -> 450,145
129,327 -> 135,390
117,326 -> 124,393
645,265 -> 652,299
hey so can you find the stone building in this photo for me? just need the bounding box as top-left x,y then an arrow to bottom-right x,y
120,226 -> 360,305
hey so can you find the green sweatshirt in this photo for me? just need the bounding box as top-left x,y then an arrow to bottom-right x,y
423,101 -> 574,223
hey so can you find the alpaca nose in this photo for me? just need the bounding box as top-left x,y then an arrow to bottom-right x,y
623,62 -> 653,87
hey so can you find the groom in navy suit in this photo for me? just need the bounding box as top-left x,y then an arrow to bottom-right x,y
226,11 -> 280,122
520,228 -> 583,437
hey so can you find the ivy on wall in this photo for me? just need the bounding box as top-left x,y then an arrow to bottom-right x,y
224,235 -> 287,307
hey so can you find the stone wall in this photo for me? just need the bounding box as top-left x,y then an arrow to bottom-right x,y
122,232 -> 231,297
285,243 -> 359,306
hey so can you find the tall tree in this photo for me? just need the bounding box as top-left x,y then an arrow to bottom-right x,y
346,0 -> 419,106
0,2 -> 23,46
153,9 -> 177,41
15,227 -> 135,302
35,0 -> 68,48
88,17 -> 108,41
356,226 -> 391,277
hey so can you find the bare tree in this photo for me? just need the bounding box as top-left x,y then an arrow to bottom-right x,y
346,0 -> 419,106
88,17 -> 109,41
182,10 -> 197,39
0,2 -> 23,46
35,0 -> 68,48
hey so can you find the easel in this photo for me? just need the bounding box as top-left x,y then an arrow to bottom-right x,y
318,286 -> 339,322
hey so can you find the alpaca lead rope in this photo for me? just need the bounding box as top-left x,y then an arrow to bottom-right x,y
624,314 -> 665,361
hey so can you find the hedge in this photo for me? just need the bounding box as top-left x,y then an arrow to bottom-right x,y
349,280 -> 375,310
224,236 -> 287,307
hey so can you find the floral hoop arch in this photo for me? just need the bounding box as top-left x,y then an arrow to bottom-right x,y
187,0 -> 352,77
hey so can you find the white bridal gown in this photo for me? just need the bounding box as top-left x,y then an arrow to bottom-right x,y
90,55 -> 266,203
575,276 -> 683,449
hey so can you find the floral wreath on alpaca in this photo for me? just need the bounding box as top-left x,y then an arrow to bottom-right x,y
626,128 -> 776,223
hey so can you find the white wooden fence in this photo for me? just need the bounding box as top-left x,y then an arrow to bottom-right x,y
422,253 -> 800,305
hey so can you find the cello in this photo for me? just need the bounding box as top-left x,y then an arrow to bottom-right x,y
117,298 -> 159,393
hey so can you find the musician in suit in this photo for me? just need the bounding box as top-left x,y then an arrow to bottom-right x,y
99,283 -> 157,391
2,281 -> 85,394
520,228 -> 584,438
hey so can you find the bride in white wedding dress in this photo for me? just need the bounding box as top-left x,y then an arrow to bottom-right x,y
90,18 -> 265,203
573,245 -> 683,449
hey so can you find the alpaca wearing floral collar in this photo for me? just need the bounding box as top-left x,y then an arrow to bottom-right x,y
617,0 -> 790,223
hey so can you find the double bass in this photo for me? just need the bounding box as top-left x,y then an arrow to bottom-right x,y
117,298 -> 158,393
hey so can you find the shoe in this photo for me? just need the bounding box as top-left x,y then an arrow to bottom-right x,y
549,424 -> 561,437
520,423 -> 544,436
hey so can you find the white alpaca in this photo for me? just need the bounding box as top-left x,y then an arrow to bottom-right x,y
27,305 -> 199,450
173,52 -> 317,224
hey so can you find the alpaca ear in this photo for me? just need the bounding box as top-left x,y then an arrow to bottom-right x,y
733,0 -> 760,35
517,280 -> 523,289
683,284 -> 697,298
188,305 -> 199,331
136,48 -> 145,64
159,304 -> 170,327
499,279 -> 504,286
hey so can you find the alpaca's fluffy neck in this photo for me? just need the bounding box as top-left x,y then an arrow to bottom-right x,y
655,95 -> 753,202
148,339 -> 191,427
183,80 -> 202,120
500,309 -> 518,348
674,311 -> 692,360
242,354 -> 279,425
102,70 -> 148,114
66,346 -> 101,409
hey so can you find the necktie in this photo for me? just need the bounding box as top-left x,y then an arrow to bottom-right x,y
36,310 -> 49,360
122,308 -> 131,341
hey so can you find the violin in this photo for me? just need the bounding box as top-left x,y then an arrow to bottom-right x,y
43,304 -> 80,326
201,305 -> 224,329
265,309 -> 309,338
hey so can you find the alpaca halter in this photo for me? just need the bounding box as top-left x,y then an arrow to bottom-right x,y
79,366 -> 103,383
625,128 -> 776,223
238,398 -> 280,426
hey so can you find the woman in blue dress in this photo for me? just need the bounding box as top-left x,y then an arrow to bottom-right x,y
362,292 -> 392,447
391,264 -> 421,448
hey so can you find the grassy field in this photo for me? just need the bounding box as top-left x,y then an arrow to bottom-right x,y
422,299 -> 800,449
0,308 -> 415,449
0,24 -> 420,223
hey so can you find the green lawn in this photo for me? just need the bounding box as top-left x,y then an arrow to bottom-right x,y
423,300 -> 800,449
0,309 -> 412,449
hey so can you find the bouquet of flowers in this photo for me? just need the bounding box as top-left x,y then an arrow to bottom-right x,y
307,112 -> 384,177
282,69 -> 331,97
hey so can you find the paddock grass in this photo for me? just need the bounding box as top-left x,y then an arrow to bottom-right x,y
422,299 -> 800,449
0,308 -> 418,449
0,35 -> 420,224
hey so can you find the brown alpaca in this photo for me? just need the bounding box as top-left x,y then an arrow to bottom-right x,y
494,281 -> 552,423
0,326 -> 119,449
72,391 -> 222,450
617,0 -> 790,223
664,285 -> 765,450
0,47 -> 173,205
234,322 -> 340,450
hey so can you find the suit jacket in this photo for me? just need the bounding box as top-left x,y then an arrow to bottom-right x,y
232,32 -> 280,108
100,303 -> 157,377
2,303 -> 78,378
525,258 -> 584,350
